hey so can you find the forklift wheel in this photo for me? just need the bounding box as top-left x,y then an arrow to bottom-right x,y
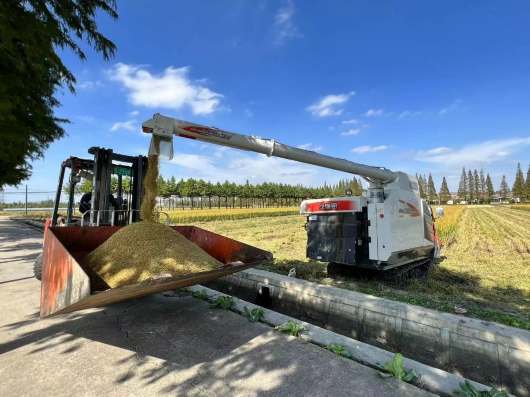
33,253 -> 43,281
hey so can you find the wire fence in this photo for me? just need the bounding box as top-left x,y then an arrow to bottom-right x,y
0,185 -> 71,213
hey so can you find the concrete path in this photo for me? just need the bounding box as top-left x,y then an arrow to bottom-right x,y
0,217 -> 433,396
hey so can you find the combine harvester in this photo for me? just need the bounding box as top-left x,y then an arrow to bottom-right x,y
142,114 -> 443,285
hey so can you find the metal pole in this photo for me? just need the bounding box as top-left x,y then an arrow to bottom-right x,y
25,185 -> 28,215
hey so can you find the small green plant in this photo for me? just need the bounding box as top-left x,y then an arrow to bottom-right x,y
177,287 -> 189,293
453,380 -> 509,397
274,321 -> 307,336
377,353 -> 418,384
192,289 -> 209,300
243,306 -> 264,322
326,343 -> 351,358
211,296 -> 236,309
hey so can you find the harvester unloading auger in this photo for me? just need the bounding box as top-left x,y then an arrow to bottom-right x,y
142,113 -> 443,284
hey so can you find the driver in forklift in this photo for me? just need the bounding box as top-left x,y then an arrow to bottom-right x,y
79,192 -> 117,222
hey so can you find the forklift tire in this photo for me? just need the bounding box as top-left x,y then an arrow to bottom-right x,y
33,253 -> 43,281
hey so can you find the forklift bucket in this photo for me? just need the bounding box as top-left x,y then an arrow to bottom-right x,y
40,226 -> 273,318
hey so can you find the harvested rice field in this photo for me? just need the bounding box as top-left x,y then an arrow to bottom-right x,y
187,206 -> 530,330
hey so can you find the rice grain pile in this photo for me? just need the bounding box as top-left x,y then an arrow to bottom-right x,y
85,222 -> 223,288
140,154 -> 159,222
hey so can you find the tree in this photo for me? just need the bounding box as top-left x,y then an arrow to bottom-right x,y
473,169 -> 480,203
1,0 -> 119,188
427,173 -> 437,204
417,174 -> 426,199
500,175 -> 510,201
512,163 -> 525,201
486,174 -> 494,203
467,169 -> 474,203
479,168 -> 486,203
439,177 -> 451,204
457,167 -> 467,203
525,165 -> 530,202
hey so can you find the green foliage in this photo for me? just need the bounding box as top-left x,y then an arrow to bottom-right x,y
325,344 -> 351,358
377,353 -> 418,384
512,163 -> 525,200
243,306 -> 264,322
0,0 -> 118,187
177,287 -> 189,293
500,175 -> 510,199
427,173 -> 438,203
439,177 -> 451,204
274,321 -> 307,336
192,289 -> 209,300
453,380 -> 509,397
210,296 -> 236,309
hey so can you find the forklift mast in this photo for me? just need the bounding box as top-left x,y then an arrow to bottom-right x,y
51,147 -> 148,227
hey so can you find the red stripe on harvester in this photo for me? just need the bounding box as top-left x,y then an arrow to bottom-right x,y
305,200 -> 356,212
178,134 -> 196,140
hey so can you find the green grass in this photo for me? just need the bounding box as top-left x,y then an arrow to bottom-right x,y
191,207 -> 530,331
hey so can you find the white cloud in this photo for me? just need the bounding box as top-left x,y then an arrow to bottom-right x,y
328,126 -> 334,130
399,110 -> 422,118
351,145 -> 387,153
244,108 -> 254,117
273,0 -> 303,46
166,151 -> 317,185
307,91 -> 355,117
341,129 -> 360,136
342,119 -> 358,124
78,80 -> 104,89
108,63 -> 225,115
128,110 -> 139,116
110,119 -> 136,131
365,109 -> 383,117
414,138 -> 530,164
439,99 -> 461,115
297,143 -> 323,152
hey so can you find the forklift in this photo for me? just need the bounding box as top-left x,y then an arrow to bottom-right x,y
34,146 -> 148,280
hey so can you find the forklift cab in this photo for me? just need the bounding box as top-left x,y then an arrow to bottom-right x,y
51,147 -> 147,227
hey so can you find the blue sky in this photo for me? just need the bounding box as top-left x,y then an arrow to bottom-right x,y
5,0 -> 530,202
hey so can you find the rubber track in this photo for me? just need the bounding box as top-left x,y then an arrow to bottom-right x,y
380,258 -> 432,287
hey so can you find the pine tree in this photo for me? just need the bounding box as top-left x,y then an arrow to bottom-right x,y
427,173 -> 437,204
525,164 -> 530,202
479,168 -> 486,203
473,169 -> 480,203
1,0 -> 119,187
500,175 -> 510,201
467,169 -> 474,203
418,174 -> 426,199
486,174 -> 494,203
512,163 -> 525,201
457,167 -> 467,203
439,177 -> 451,204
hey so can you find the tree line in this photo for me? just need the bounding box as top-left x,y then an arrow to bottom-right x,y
62,175 -> 366,209
418,163 -> 530,204
19,162 -> 528,210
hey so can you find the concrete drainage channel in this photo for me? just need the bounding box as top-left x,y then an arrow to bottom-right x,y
13,219 -> 523,396
186,285 -> 502,397
204,269 -> 529,397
